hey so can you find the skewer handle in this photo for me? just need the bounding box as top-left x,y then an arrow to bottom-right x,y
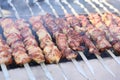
24,63 -> 36,80
40,63 -> 54,80
1,63 -> 11,80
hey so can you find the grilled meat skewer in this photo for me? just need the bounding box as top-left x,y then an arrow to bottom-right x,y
88,13 -> 120,53
0,18 -> 31,64
101,13 -> 120,53
65,14 -> 100,54
54,17 -> 84,51
77,15 -> 112,52
29,16 -> 61,63
43,14 -> 78,60
0,35 -> 12,65
15,19 -> 45,63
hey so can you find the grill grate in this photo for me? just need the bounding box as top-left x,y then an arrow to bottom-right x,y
0,0 -> 120,80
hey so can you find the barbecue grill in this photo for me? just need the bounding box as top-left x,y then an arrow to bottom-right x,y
0,0 -> 120,80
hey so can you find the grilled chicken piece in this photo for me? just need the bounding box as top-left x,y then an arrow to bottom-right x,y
43,14 -> 78,59
0,18 -> 30,64
15,19 -> 45,63
0,35 -> 12,64
29,16 -> 61,63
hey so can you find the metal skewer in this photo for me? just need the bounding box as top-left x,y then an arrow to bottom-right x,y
25,0 -> 55,80
45,0 -> 59,18
91,0 -> 120,65
55,0 -> 95,76
90,0 -> 110,13
74,0 -> 120,65
7,0 -> 36,80
33,1 -> 69,80
8,0 -> 20,19
44,0 -> 89,79
0,6 -> 12,80
0,7 -> 3,17
1,63 -> 11,80
33,0 -> 45,13
73,0 -> 89,14
78,0 -> 116,77
25,0 -> 34,16
84,0 -> 102,15
99,0 -> 120,15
